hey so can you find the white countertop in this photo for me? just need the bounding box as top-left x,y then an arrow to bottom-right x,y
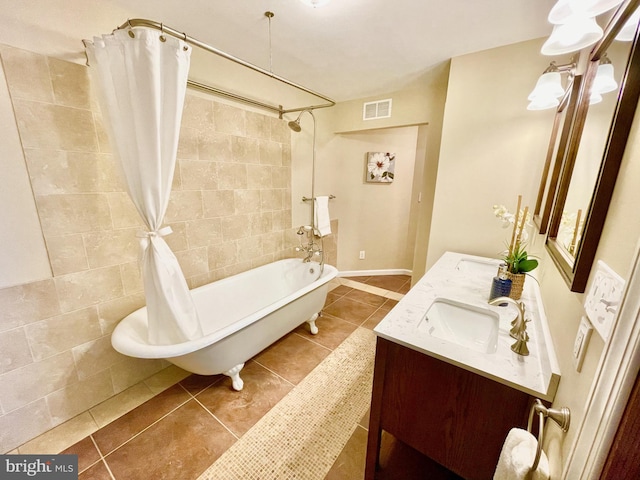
374,251 -> 561,401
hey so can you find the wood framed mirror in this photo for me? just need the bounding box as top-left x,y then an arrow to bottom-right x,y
533,76 -> 580,235
546,0 -> 640,292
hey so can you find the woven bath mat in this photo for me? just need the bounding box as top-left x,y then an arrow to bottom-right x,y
197,327 -> 376,480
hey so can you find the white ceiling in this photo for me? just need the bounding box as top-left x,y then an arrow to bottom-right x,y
0,0 -> 557,102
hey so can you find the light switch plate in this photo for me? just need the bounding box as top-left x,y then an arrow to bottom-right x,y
584,260 -> 625,341
573,316 -> 593,372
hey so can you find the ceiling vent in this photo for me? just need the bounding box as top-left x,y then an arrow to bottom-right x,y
363,98 -> 392,120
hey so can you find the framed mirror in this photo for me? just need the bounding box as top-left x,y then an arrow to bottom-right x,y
546,0 -> 640,292
534,77 -> 580,234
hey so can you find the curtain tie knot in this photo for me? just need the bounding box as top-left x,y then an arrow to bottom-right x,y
136,226 -> 173,240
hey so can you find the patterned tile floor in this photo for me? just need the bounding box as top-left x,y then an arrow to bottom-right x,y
55,274 -> 453,479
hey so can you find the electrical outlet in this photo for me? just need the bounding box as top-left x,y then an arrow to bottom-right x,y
573,316 -> 593,372
359,250 -> 365,260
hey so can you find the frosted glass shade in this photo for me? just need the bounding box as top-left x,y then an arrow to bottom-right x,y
590,92 -> 603,104
615,9 -> 640,41
593,63 -> 618,94
548,0 -> 624,24
528,71 -> 565,100
527,96 -> 560,111
542,17 -> 603,55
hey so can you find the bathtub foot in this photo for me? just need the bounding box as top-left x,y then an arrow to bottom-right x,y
307,312 -> 320,335
224,363 -> 245,391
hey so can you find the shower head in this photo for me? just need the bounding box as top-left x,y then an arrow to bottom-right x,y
289,110 -> 305,133
289,108 -> 316,134
288,118 -> 302,132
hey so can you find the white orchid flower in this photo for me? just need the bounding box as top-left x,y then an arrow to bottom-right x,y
368,152 -> 390,179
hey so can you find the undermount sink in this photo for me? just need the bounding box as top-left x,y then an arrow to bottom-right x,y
417,298 -> 499,353
455,258 -> 498,276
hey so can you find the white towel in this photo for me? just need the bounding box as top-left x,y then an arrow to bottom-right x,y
314,196 -> 331,237
493,428 -> 550,480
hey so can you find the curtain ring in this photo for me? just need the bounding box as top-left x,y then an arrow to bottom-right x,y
126,19 -> 135,38
159,23 -> 166,42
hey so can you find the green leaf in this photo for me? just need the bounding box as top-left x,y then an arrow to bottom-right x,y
518,259 -> 538,273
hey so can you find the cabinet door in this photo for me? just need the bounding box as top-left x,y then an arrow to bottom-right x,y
374,339 -> 533,480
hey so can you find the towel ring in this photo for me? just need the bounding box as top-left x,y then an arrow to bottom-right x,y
527,399 -> 571,477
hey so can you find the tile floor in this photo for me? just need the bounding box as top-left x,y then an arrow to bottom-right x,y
57,275 -> 418,479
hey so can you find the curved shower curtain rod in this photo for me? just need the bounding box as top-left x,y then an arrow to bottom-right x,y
115,18 -> 336,117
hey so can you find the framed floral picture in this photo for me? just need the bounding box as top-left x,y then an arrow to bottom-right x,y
366,152 -> 395,183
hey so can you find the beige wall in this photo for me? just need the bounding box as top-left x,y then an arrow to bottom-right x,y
432,36 -> 640,477
0,44 -> 299,453
331,62 -> 450,134
302,64 -> 449,275
428,38 -> 556,267
322,125 -> 419,272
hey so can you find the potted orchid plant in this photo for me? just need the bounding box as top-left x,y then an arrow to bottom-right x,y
493,195 -> 538,299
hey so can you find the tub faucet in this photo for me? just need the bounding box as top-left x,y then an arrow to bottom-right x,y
489,296 -> 530,356
295,225 -> 322,263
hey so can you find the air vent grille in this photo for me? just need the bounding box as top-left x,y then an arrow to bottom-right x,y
363,98 -> 392,120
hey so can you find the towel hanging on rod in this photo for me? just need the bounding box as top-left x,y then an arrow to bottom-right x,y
493,428 -> 550,480
493,399 -> 570,480
314,196 -> 332,237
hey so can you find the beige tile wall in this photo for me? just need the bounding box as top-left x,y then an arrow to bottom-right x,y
0,43 -> 307,453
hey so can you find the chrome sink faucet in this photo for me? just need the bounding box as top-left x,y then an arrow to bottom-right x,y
489,296 -> 530,356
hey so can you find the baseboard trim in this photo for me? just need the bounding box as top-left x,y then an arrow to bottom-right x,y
337,269 -> 412,277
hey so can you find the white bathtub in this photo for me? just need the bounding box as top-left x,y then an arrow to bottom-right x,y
112,259 -> 338,390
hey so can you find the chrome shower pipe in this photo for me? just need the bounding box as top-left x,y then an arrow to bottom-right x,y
288,109 -> 317,230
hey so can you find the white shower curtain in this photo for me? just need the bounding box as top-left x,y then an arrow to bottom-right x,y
85,27 -> 202,345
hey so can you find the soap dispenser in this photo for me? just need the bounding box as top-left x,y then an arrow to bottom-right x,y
489,263 -> 512,304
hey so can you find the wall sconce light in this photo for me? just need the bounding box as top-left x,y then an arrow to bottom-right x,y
593,53 -> 618,94
541,0 -> 625,55
615,8 -> 640,41
528,96 -> 562,111
547,0 -> 624,24
590,92 -> 604,104
542,16 -> 604,55
527,61 -> 575,110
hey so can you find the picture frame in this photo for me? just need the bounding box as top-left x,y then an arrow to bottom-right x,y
365,152 -> 395,183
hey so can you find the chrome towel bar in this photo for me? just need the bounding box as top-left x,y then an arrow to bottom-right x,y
302,195 -> 335,202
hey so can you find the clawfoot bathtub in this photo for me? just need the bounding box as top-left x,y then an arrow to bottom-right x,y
112,259 -> 338,390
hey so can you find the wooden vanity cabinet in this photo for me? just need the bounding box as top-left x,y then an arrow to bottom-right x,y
365,337 -> 538,480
